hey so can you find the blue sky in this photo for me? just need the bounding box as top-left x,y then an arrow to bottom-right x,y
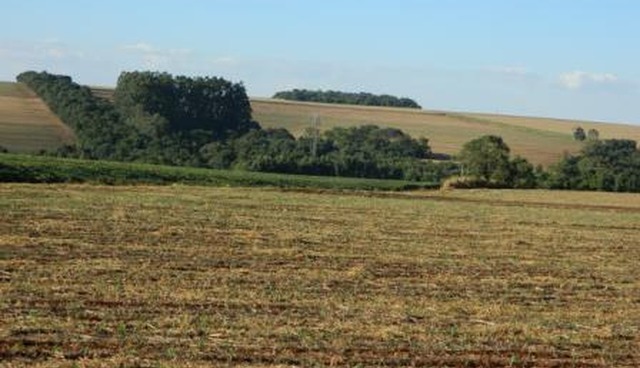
2,0 -> 639,124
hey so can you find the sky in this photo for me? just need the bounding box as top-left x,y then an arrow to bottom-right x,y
2,0 -> 639,124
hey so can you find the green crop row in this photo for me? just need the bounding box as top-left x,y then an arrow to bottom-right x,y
0,153 -> 439,191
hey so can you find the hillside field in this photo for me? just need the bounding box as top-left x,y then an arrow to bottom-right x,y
0,82 -> 74,153
250,98 -> 640,166
1,184 -> 639,367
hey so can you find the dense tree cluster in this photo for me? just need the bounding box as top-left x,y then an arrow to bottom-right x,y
17,71 -> 453,183
202,125 -> 457,182
273,89 -> 421,109
457,135 -> 538,188
109,71 -> 261,166
114,71 -> 259,139
548,139 -> 640,191
17,71 -> 132,159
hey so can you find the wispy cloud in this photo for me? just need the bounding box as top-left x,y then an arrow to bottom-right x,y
477,65 -> 544,89
122,42 -> 155,53
485,66 -> 532,77
558,70 -> 631,91
120,42 -> 192,69
0,39 -> 83,62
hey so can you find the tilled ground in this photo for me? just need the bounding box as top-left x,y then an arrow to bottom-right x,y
1,185 -> 639,367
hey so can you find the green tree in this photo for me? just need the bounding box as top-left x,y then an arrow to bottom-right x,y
509,156 -> 537,188
272,89 -> 421,109
114,71 -> 258,140
547,139 -> 640,192
458,135 -> 512,185
573,126 -> 586,141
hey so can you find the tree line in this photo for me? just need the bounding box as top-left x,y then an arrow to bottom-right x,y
16,71 -> 131,159
547,139 -> 640,192
273,89 -> 421,109
16,71 -> 452,182
455,135 -> 640,192
201,125 -> 457,182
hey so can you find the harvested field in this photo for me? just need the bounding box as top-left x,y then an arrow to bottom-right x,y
250,99 -> 581,166
0,82 -> 74,153
1,184 -> 639,367
468,112 -> 640,143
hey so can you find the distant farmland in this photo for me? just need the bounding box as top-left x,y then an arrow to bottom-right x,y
0,82 -> 74,153
251,98 -> 640,166
3,82 -> 640,166
92,86 -> 640,166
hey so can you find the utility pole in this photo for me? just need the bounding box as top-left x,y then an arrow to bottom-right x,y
310,113 -> 320,158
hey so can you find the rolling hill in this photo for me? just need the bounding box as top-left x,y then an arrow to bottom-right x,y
250,98 -> 640,166
4,82 -> 640,166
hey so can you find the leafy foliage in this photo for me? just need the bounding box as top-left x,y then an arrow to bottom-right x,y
114,71 -> 259,139
457,135 -> 538,188
16,71 -> 132,159
201,125 -> 457,182
547,139 -> 640,192
573,126 -> 586,141
273,89 -> 421,109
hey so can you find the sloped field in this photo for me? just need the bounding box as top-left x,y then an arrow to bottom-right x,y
0,82 -> 74,153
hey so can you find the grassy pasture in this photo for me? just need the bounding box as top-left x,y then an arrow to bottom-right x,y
0,82 -> 74,153
1,184 -> 639,367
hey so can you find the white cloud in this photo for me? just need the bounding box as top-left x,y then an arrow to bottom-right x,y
558,70 -> 622,90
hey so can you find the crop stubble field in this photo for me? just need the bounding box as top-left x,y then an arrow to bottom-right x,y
1,184 -> 639,367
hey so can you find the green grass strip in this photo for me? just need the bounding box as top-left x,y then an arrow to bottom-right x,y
0,153 -> 438,191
